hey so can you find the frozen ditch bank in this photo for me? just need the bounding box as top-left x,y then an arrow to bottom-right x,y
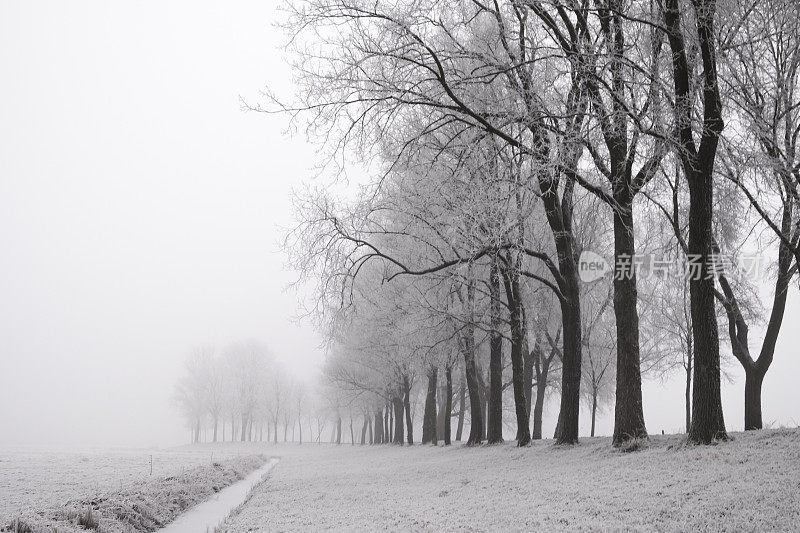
2,454 -> 269,533
157,457 -> 279,533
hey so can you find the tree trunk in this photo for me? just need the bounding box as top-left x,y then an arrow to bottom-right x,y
456,371 -> 466,441
523,343 -> 534,430
531,339 -> 552,440
532,376 -> 547,440
744,367 -> 765,430
273,420 -> 278,444
555,274 -> 582,445
368,416 -> 374,444
436,377 -> 446,440
336,416 -> 342,445
487,261 -> 504,444
501,264 -> 531,445
422,366 -> 438,444
591,390 -> 598,437
212,416 -> 218,443
687,201 -> 727,441
463,324 -> 484,445
392,397 -> 404,445
403,376 -> 414,445
611,203 -> 648,445
663,0 -> 727,445
536,193 -> 583,447
240,415 -> 248,442
685,349 -> 692,433
374,408 -> 383,444
386,403 -> 392,443
686,168 -> 727,444
483,367 -> 489,441
349,416 -> 354,445
360,416 -> 368,444
738,226 -> 791,430
486,349 -> 503,443
588,0 -> 652,447
534,162 -> 582,446
444,364 -> 453,445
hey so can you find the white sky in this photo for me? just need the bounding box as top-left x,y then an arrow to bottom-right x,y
0,1 -> 324,449
0,1 -> 797,450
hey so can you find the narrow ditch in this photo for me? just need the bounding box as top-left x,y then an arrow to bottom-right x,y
157,457 -> 279,533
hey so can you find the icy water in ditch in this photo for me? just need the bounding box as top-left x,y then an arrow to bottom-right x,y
158,457 -> 279,533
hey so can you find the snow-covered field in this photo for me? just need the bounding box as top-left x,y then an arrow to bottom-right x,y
0,447 -> 243,523
217,428 -> 800,532
3,430 -> 798,531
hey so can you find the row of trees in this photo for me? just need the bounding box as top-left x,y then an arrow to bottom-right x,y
174,342 -> 319,444
269,0 -> 799,447
174,341 -> 428,445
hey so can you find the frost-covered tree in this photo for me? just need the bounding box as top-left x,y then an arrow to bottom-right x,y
715,0 -> 800,429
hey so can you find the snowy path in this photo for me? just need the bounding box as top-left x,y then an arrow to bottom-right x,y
158,457 -> 279,533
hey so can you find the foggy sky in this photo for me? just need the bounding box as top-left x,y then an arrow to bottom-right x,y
0,1 -> 324,449
1,1 -> 797,450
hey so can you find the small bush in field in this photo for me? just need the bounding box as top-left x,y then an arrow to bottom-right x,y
75,506 -> 99,530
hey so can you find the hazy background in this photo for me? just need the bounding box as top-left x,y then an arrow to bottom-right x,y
1,1 -> 797,450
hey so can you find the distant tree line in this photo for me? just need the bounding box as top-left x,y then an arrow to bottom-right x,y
174,341 -> 320,444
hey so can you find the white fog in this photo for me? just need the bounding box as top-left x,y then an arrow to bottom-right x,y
1,1 -> 798,531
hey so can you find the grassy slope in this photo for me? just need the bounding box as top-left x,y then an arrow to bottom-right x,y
220,428 -> 800,532
0,448 -> 245,519
3,454 -> 266,533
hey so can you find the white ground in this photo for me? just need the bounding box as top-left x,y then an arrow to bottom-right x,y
3,430 -> 798,531
0,448 -> 240,522
216,429 -> 800,532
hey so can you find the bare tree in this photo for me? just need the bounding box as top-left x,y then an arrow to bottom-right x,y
715,0 -> 800,429
661,0 -> 729,443
173,347 -> 212,443
295,382 -> 306,444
